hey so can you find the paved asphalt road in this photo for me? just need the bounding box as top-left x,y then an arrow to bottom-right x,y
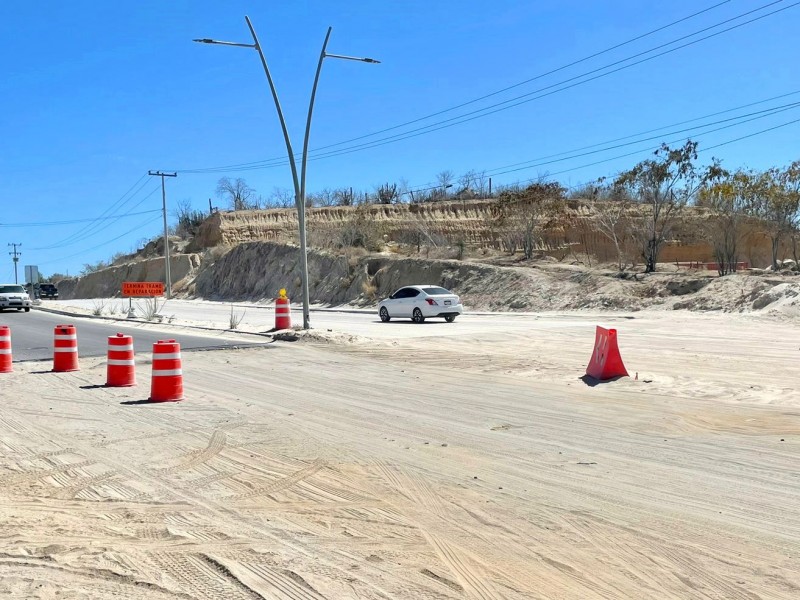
2,308 -> 269,361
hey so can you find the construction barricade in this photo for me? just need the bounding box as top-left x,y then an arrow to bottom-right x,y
275,288 -> 292,330
585,326 -> 629,381
0,325 -> 11,373
53,324 -> 79,372
149,339 -> 183,402
106,333 -> 136,387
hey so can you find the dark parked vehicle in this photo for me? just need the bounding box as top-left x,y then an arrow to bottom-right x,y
38,283 -> 59,299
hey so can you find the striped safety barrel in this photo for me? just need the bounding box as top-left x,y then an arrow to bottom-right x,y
106,333 -> 135,387
0,325 -> 11,373
149,339 -> 183,402
275,295 -> 292,330
53,324 -> 79,372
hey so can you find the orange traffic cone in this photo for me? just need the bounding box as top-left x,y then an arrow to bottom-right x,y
149,339 -> 183,402
106,333 -> 136,387
275,288 -> 292,330
585,326 -> 629,381
0,325 -> 11,373
53,325 -> 79,372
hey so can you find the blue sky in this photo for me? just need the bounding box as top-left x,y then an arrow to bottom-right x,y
1,0 -> 799,280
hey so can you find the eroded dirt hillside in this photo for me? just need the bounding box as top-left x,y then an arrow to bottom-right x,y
190,241 -> 800,315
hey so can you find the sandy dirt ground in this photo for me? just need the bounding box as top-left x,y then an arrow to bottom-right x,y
1,307 -> 799,599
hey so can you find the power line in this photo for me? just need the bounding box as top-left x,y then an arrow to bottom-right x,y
468,90 -> 800,174
1,208 -> 162,229
34,184 -> 161,250
404,100 -> 800,193
177,0 -> 794,174
36,174 -> 152,249
283,0 -> 799,167
176,0 -> 735,173
37,215 -> 164,266
481,101 -> 800,178
516,115 -> 800,184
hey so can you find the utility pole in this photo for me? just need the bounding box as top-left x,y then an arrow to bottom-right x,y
8,243 -> 21,284
148,171 -> 177,299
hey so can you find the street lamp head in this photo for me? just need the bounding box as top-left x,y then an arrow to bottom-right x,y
192,37 -> 256,49
361,57 -> 381,64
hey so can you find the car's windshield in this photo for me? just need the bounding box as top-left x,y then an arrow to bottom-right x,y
422,287 -> 452,295
0,285 -> 26,294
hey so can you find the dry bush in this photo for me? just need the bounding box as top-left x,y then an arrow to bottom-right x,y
361,278 -> 378,300
136,297 -> 162,321
229,304 -> 246,329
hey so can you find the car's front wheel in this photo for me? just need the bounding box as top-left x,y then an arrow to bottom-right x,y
444,314 -> 456,322
24,308 -> 30,312
379,307 -> 390,322
412,308 -> 425,323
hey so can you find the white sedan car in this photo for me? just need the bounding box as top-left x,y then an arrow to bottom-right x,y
0,284 -> 32,312
378,285 -> 463,323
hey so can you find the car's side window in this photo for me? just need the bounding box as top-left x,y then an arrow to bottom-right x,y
407,289 -> 420,297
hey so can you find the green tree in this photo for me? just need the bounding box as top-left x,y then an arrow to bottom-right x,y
615,141 -> 724,273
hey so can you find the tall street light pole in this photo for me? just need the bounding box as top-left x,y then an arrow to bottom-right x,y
194,17 -> 379,329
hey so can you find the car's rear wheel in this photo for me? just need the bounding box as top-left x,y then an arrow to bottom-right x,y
379,307 -> 390,322
412,308 -> 425,323
444,314 -> 456,322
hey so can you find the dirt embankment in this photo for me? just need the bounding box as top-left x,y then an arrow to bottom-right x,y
56,238 -> 800,317
190,200 -> 787,267
57,254 -> 200,299
190,241 -> 800,315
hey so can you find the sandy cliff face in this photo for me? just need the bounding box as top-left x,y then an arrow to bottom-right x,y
190,200 -> 782,268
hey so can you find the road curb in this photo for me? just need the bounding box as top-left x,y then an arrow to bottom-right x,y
33,305 -> 276,340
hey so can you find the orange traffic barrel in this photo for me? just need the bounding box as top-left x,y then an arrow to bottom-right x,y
106,333 -> 135,387
53,324 -> 79,372
149,339 -> 183,402
0,325 -> 11,373
275,288 -> 292,330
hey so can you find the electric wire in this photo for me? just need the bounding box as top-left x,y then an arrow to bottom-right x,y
518,115 -> 800,184
481,101 -> 800,178
2,209 -> 162,229
37,215 -> 164,266
33,183 -> 162,250
37,175 -> 153,249
177,0 -> 795,174
175,0 -> 736,173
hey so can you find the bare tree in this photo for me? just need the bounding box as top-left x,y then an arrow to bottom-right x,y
591,182 -> 631,270
173,198 -> 206,239
334,187 -> 356,206
614,141 -> 724,273
307,187 -> 338,207
772,161 -> 800,269
496,180 -> 566,259
216,177 -> 257,210
262,186 -> 294,208
434,170 -> 455,200
375,182 -> 399,204
473,170 -> 489,198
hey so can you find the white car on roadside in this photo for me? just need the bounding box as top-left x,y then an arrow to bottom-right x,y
378,285 -> 463,323
0,284 -> 32,312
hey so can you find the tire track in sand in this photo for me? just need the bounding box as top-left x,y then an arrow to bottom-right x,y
152,430 -> 227,474
227,459 -> 326,501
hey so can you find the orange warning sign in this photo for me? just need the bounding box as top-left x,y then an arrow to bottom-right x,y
122,282 -> 165,297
